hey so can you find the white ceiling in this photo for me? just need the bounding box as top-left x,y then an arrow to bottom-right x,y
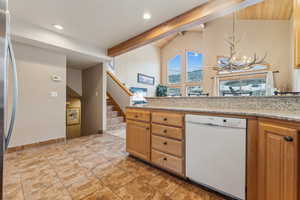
67,53 -> 101,70
9,0 -> 208,50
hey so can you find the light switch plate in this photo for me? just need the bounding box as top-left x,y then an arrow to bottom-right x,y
51,75 -> 62,82
50,91 -> 58,97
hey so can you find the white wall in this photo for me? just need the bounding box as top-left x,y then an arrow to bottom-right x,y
8,42 -> 66,147
161,17 -> 292,94
67,68 -> 82,95
114,45 -> 160,97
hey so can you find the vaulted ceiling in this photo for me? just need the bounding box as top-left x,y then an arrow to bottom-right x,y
9,0 -> 208,50
154,0 -> 293,49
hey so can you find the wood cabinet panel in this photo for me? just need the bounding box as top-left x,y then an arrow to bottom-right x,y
258,122 -> 298,200
152,135 -> 183,157
126,120 -> 150,161
295,0 -> 300,68
152,112 -> 183,127
126,109 -> 150,122
151,149 -> 183,175
152,124 -> 183,140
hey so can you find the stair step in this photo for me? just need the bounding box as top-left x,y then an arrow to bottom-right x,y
107,102 -> 114,106
107,116 -> 124,125
107,111 -> 119,118
107,105 -> 115,111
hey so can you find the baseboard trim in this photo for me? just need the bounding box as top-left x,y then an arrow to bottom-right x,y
7,137 -> 66,153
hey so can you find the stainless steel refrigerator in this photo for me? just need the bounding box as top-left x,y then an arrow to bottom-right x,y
0,0 -> 18,198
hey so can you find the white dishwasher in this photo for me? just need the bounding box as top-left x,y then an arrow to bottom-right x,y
186,115 -> 246,200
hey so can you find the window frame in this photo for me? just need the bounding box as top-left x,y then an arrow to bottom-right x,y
186,86 -> 204,97
167,87 -> 182,97
186,51 -> 204,83
164,50 -> 204,96
218,73 -> 267,97
167,54 -> 182,85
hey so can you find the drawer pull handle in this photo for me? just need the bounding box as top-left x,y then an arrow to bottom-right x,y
163,157 -> 167,161
284,136 -> 294,142
163,129 -> 167,133
146,127 -> 150,130
163,142 -> 168,145
163,118 -> 168,121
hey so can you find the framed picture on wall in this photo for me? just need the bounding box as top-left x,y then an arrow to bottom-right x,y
67,107 -> 81,125
137,73 -> 155,85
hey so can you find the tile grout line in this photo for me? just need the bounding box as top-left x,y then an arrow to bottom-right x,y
45,145 -> 75,200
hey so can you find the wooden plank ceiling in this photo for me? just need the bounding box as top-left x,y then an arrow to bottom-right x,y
237,0 -> 293,20
107,0 -> 263,57
155,0 -> 293,49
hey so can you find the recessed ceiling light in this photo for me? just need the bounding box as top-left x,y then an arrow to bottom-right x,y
143,13 -> 151,20
53,24 -> 63,30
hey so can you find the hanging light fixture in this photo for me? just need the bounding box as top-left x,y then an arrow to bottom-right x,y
213,13 -> 267,72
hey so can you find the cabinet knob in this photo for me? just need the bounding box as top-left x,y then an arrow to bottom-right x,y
163,157 -> 167,161
163,129 -> 167,133
164,118 -> 168,121
135,115 -> 138,118
146,127 -> 150,130
284,136 -> 294,142
163,142 -> 168,145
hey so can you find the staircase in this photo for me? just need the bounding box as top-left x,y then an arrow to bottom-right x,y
106,95 -> 126,131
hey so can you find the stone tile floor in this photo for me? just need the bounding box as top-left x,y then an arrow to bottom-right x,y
4,133 -> 225,200
106,128 -> 126,139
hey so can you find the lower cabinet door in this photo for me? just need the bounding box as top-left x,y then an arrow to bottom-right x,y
258,122 -> 298,200
126,120 -> 150,161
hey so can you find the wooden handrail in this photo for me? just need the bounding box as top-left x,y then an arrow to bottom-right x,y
107,71 -> 133,96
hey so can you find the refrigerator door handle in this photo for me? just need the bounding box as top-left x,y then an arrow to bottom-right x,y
5,38 -> 18,149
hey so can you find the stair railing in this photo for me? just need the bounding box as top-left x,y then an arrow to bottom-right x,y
107,70 -> 133,113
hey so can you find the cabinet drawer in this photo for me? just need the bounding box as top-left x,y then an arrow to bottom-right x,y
152,135 -> 183,157
152,124 -> 183,140
152,112 -> 183,127
126,109 -> 150,122
151,150 -> 183,175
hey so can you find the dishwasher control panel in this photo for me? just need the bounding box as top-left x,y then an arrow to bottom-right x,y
185,115 -> 247,129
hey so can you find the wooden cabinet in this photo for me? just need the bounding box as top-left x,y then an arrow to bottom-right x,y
151,111 -> 185,176
151,149 -> 183,175
295,0 -> 300,68
152,135 -> 183,157
126,120 -> 150,161
152,124 -> 183,140
126,108 -> 300,200
126,109 -> 150,122
152,112 -> 183,127
258,122 -> 298,200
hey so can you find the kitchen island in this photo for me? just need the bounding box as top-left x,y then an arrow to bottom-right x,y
125,96 -> 300,200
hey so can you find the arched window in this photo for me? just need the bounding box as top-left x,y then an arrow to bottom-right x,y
167,55 -> 181,84
165,51 -> 205,96
186,52 -> 204,82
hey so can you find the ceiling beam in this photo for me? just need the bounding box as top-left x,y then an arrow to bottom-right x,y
107,0 -> 263,57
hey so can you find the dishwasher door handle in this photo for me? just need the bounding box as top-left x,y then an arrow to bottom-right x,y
187,121 -> 221,127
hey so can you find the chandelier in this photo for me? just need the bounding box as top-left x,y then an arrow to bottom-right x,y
213,13 -> 267,72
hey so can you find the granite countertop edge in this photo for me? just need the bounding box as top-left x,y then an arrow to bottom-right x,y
127,106 -> 300,123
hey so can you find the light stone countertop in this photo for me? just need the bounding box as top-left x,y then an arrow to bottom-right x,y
127,105 -> 300,123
